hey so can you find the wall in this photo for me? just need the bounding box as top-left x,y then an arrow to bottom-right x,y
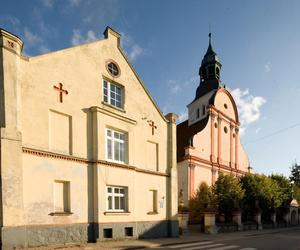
177,161 -> 189,207
0,28 -> 178,248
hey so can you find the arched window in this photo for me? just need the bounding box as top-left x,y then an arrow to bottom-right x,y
197,108 -> 200,118
202,105 -> 205,115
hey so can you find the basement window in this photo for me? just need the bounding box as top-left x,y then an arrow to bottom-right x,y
125,227 -> 133,237
103,228 -> 113,238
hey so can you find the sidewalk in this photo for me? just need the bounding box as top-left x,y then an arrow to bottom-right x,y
26,226 -> 300,250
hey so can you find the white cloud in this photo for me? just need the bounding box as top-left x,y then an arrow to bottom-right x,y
128,44 -> 143,61
255,128 -> 261,134
120,32 -> 133,47
78,0 -> 119,25
167,76 -> 198,95
69,0 -> 82,6
41,0 -> 55,8
0,15 -> 21,34
231,88 -> 266,135
183,76 -> 198,87
5,15 -> 20,29
38,45 -> 50,53
22,27 -> 50,56
168,80 -> 181,94
264,62 -> 271,73
86,30 -> 98,41
177,111 -> 188,123
24,28 -> 43,47
120,32 -> 144,62
71,29 -> 99,46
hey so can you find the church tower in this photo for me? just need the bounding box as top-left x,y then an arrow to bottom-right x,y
177,34 -> 251,208
188,34 -> 224,126
199,33 -> 222,82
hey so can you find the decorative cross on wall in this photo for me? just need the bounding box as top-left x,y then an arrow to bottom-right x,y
147,120 -> 157,135
53,83 -> 68,103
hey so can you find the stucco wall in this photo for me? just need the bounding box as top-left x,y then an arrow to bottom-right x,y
190,118 -> 211,161
193,163 -> 212,188
214,90 -> 237,121
0,28 -> 178,248
177,87 -> 251,207
188,91 -> 214,126
177,161 -> 189,207
22,154 -> 88,225
20,33 -> 168,167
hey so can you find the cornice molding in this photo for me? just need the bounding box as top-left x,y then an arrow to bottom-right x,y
22,147 -> 169,177
180,154 -> 249,175
208,105 -> 240,126
90,106 -> 137,125
22,147 -> 89,164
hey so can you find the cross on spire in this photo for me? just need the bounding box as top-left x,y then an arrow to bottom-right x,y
147,120 -> 157,135
53,83 -> 68,103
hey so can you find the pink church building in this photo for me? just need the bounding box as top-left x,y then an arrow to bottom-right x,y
177,35 -> 252,207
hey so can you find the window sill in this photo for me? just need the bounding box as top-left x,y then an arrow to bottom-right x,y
101,101 -> 126,113
106,159 -> 127,165
104,211 -> 131,215
49,212 -> 73,216
147,211 -> 158,215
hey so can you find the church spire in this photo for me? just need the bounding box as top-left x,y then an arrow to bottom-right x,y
199,33 -> 222,82
193,33 -> 223,101
207,33 -> 213,52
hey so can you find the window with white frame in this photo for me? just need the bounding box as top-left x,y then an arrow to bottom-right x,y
106,128 -> 127,163
107,186 -> 128,212
103,80 -> 123,108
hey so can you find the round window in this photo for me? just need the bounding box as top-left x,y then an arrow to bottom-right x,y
224,103 -> 228,109
224,126 -> 228,133
107,61 -> 120,77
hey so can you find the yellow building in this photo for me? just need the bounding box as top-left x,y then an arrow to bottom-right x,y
0,27 -> 178,249
177,34 -> 251,207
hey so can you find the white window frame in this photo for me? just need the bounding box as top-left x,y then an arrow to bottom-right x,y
106,128 -> 127,164
106,186 -> 128,212
103,80 -> 123,109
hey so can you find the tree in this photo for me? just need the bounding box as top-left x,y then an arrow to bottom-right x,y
214,173 -> 245,219
293,185 -> 300,204
189,182 -> 215,223
290,162 -> 300,186
288,162 -> 300,205
270,174 -> 292,206
240,174 -> 282,221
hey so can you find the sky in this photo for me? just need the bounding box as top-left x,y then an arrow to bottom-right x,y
1,0 -> 300,177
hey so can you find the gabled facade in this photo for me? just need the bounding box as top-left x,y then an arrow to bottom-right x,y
177,34 -> 251,207
0,27 -> 178,249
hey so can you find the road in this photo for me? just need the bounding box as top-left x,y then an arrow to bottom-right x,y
147,227 -> 300,250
